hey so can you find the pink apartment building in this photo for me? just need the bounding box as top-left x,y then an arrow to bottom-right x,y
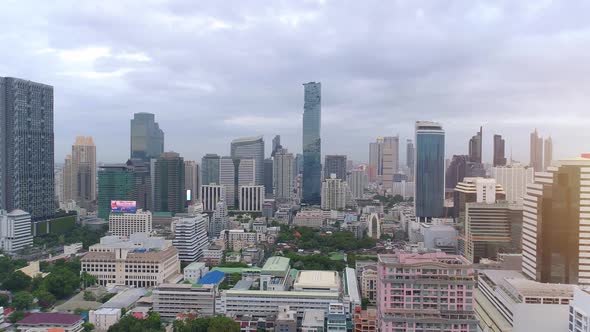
377,252 -> 478,332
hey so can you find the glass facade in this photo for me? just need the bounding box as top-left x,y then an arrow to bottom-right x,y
130,112 -> 164,161
415,122 -> 445,219
230,136 -> 264,186
201,154 -> 220,185
302,82 -> 321,204
97,165 -> 135,219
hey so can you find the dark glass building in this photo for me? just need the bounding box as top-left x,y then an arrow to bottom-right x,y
0,77 -> 55,221
231,136 -> 264,186
468,126 -> 482,164
264,158 -> 273,198
302,82 -> 321,204
130,112 -> 164,161
324,155 -> 347,180
154,152 -> 185,215
406,139 -> 415,181
493,134 -> 507,166
415,121 -> 445,220
201,154 -> 220,185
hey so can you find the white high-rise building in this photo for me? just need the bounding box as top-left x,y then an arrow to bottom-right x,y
210,200 -> 228,239
219,157 -> 255,208
201,184 -> 225,212
0,209 -> 33,255
109,210 -> 153,237
349,168 -> 367,199
570,287 -> 590,332
321,175 -> 346,210
239,185 -> 265,212
273,148 -> 294,201
491,165 -> 534,206
172,214 -> 208,262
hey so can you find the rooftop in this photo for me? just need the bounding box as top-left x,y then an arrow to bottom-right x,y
101,288 -> 148,309
197,271 -> 225,285
294,270 -> 340,290
505,279 -> 574,298
211,266 -> 261,274
184,262 -> 206,270
19,313 -> 83,326
225,289 -> 340,299
262,256 -> 291,276
379,252 -> 471,266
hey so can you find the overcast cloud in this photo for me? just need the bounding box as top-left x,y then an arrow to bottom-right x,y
1,0 -> 590,164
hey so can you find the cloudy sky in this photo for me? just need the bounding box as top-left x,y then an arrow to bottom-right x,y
2,0 -> 590,164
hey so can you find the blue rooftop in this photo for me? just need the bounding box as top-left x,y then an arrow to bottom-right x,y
197,271 -> 225,285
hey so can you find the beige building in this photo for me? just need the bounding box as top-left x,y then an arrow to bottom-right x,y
63,136 -> 97,210
293,270 -> 340,292
81,234 -> 180,287
360,267 -> 377,304
108,210 -> 152,237
89,308 -> 121,331
152,283 -> 216,319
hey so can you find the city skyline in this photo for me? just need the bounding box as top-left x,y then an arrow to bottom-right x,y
1,2 -> 587,164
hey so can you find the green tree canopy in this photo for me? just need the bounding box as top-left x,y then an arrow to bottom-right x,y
2,271 -> 32,292
13,291 -> 34,310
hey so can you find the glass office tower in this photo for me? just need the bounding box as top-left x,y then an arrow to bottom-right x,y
415,121 -> 445,221
130,112 -> 164,161
302,82 -> 321,204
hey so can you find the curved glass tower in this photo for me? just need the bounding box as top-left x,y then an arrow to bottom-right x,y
302,82 -> 321,204
415,121 -> 445,221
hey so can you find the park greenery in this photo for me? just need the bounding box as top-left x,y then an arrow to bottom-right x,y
284,252 -> 347,271
277,227 -> 376,252
33,224 -> 107,249
172,316 -> 240,332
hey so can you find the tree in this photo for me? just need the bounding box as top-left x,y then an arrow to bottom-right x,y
81,272 -> 97,289
9,311 -> 25,323
34,289 -> 56,308
173,316 -> 239,332
83,322 -> 95,332
13,291 -> 34,310
0,293 -> 10,307
2,271 -> 32,292
43,267 -> 79,299
209,316 -> 240,332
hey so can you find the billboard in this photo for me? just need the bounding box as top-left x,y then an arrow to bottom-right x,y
111,200 -> 137,213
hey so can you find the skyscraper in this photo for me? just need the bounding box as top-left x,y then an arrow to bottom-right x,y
271,135 -> 281,157
201,154 -> 220,185
184,160 -> 200,203
210,199 -> 228,239
154,152 -> 185,214
294,154 -> 303,178
522,157 -> 590,285
231,136 -> 264,186
415,121 -> 445,221
468,126 -> 483,164
63,136 -> 97,210
321,175 -> 346,210
97,164 -> 135,220
0,77 -> 55,221
302,82 -> 321,204
219,157 -> 255,208
273,148 -> 294,201
263,158 -> 273,198
406,139 -> 414,181
324,155 -> 347,180
530,129 -> 543,172
381,136 -> 399,191
172,214 -> 208,262
130,112 -> 164,161
493,134 -> 506,167
544,136 -> 553,170
349,168 -> 367,199
368,139 -> 382,183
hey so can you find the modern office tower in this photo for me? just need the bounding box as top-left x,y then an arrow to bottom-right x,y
0,209 -> 34,255
231,136 -> 264,185
368,138 -> 382,183
468,126 -> 483,163
544,136 -> 553,170
294,153 -> 304,177
491,165 -> 535,205
324,155 -> 347,180
349,168 -> 368,199
493,134 -> 507,166
381,136 -> 399,191
377,252 -> 477,332
184,160 -> 200,203
302,82 -> 322,205
446,155 -> 486,190
272,135 -> 282,157
454,177 -> 506,223
126,158 -> 152,211
172,213 -> 208,262
239,185 -> 265,212
62,136 -> 97,210
464,202 -> 522,263
201,154 -> 220,186
108,210 -> 152,237
321,174 -> 346,210
154,152 -> 185,215
529,129 -> 543,172
201,184 -> 224,212
273,148 -> 294,201
62,155 -> 73,202
415,121 -> 445,221
130,112 -> 164,161
97,165 -> 135,219
0,77 -> 55,221
263,158 -> 273,198
219,157 -> 255,208
210,199 -> 228,239
406,139 -> 415,181
522,157 -> 590,285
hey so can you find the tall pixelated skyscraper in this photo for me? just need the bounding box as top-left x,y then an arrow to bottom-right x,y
414,121 -> 445,221
130,112 -> 164,161
302,82 -> 321,204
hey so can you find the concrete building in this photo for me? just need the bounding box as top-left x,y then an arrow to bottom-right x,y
201,154 -> 220,186
343,267 -> 362,312
294,270 -> 340,292
220,157 -> 255,208
368,138 -> 382,183
354,308 -> 377,332
365,213 -> 380,239
530,129 -> 543,172
377,252 -> 478,332
183,262 -> 209,283
172,214 -> 208,262
231,136 -> 264,186
81,233 -> 180,287
153,283 -> 216,319
476,269 -> 573,332
544,136 -> 553,171
222,229 -> 257,251
273,148 -> 294,201
202,245 -> 224,266
570,287 -> 590,332
154,152 -> 185,214
0,77 -> 55,221
491,165 -> 535,206
349,168 -> 368,199
468,126 -> 483,164
392,181 -> 414,199
264,158 -> 274,198
261,256 -> 292,291
324,155 -> 347,181
327,303 -> 347,332
63,136 -> 97,210
302,82 -> 322,205
381,136 -> 399,192
184,160 -> 200,202
210,199 -> 228,239
522,156 -> 590,285
415,121 -> 445,221
201,184 -> 225,212
17,313 -> 84,332
109,210 -> 152,237
493,134 -> 507,167
275,306 -> 297,332
454,177 -> 506,223
360,266 -> 377,304
130,112 -> 164,161
302,309 -> 325,332
239,185 -> 265,212
293,209 -> 324,228
0,209 -> 33,255
321,175 -> 346,210
89,308 -> 121,331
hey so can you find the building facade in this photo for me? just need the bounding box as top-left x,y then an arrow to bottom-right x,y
0,209 -> 33,255
349,169 -> 367,199
406,139 -> 415,181
130,112 -> 164,161
324,155 -> 347,180
231,136 -> 265,186
273,148 -> 294,201
63,136 -> 97,210
544,136 -> 553,171
201,184 -> 225,212
468,127 -> 483,164
321,175 -> 346,210
108,210 -> 153,237
302,82 -> 322,204
239,185 -> 265,212
210,199 -> 228,239
493,134 -> 506,167
184,160 -> 200,203
491,165 -> 534,206
172,214 -> 208,262
219,157 -> 255,208
201,154 -> 220,186
154,152 -> 185,214
530,129 -> 543,172
153,283 -> 216,319
415,121 -> 445,221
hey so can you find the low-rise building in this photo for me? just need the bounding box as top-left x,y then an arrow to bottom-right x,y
221,229 -> 257,251
202,245 -> 224,266
360,266 -> 377,304
152,283 -> 216,319
343,267 -> 361,312
89,308 -> 121,331
353,308 -> 377,332
261,256 -> 291,291
17,313 -> 84,332
0,209 -> 33,255
302,309 -> 325,332
327,303 -> 346,332
183,262 -> 209,283
293,210 -> 324,229
275,306 -> 297,332
294,271 -> 340,293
